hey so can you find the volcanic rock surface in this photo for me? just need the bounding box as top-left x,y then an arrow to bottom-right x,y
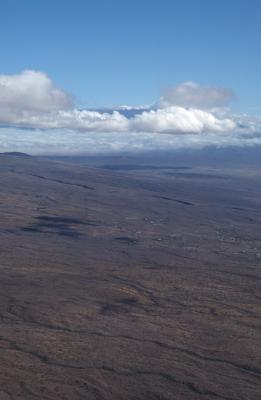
0,153 -> 260,399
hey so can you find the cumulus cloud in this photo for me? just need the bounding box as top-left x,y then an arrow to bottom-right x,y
6,109 -> 129,132
0,70 -> 260,154
0,70 -> 72,119
4,106 -> 236,135
0,71 -> 236,134
130,107 -> 236,133
159,81 -> 235,109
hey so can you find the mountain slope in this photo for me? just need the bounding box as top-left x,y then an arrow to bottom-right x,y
0,155 -> 260,400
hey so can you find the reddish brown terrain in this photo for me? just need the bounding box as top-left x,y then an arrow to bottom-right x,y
0,153 -> 260,399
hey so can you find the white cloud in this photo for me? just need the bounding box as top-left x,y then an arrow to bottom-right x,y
0,70 -> 260,155
1,126 -> 261,156
0,70 -> 72,120
0,71 -> 236,134
159,81 -> 235,109
130,107 -> 236,133
7,109 -> 129,132
5,106 -> 235,135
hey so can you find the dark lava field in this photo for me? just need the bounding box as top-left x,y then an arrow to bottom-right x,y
0,152 -> 260,399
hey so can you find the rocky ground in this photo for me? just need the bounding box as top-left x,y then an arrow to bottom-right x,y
0,153 -> 260,399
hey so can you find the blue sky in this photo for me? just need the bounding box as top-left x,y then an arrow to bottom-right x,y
0,0 -> 261,155
1,0 -> 260,111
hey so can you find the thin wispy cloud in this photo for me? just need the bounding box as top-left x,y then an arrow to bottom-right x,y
159,81 -> 235,109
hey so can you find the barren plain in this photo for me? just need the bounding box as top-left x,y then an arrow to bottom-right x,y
0,152 -> 260,399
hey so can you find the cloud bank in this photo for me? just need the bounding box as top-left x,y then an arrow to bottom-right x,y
0,70 -> 260,154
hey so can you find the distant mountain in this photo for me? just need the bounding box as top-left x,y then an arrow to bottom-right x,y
0,151 -> 31,157
85,106 -> 151,118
